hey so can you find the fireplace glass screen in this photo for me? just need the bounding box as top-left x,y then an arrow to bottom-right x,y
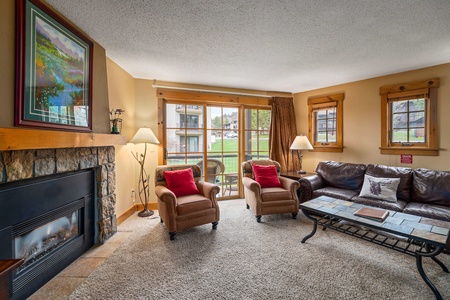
14,210 -> 80,272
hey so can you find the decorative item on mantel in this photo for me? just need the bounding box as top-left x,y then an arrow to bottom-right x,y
110,109 -> 124,134
130,127 -> 160,217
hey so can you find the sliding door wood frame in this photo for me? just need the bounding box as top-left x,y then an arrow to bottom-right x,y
157,89 -> 272,199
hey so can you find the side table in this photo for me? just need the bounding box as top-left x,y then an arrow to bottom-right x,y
280,171 -> 316,203
0,259 -> 24,300
280,171 -> 315,181
222,173 -> 239,196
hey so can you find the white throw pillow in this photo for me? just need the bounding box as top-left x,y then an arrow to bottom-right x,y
359,174 -> 400,202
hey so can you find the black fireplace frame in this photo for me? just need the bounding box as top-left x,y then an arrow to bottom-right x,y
0,169 -> 95,299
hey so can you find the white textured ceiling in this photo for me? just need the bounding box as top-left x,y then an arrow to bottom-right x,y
46,0 -> 450,93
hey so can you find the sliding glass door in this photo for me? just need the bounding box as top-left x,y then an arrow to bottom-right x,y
164,102 -> 270,199
244,108 -> 271,161
165,103 -> 205,165
207,106 -> 240,197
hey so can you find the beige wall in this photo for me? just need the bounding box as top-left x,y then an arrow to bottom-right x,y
106,58 -> 138,215
0,0 -> 16,127
106,71 -> 161,212
134,79 -> 160,205
294,63 -> 450,172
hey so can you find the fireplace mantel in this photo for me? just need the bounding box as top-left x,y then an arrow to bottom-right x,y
0,128 -> 127,151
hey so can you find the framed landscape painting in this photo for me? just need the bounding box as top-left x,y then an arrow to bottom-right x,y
15,0 -> 93,131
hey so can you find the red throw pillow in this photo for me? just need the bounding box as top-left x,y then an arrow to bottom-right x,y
164,168 -> 200,197
252,164 -> 282,188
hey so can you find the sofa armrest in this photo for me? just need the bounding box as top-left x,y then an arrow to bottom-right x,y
279,176 -> 300,199
196,181 -> 220,202
298,174 -> 325,202
242,176 -> 261,191
154,185 -> 178,225
155,185 -> 177,205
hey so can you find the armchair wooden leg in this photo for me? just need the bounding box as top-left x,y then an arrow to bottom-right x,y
212,221 -> 218,229
256,215 -> 261,223
292,212 -> 298,219
160,218 -> 163,223
169,232 -> 176,240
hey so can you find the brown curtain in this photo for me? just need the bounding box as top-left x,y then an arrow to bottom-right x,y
269,97 -> 298,171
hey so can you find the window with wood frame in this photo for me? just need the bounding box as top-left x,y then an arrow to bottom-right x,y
308,93 -> 344,152
379,78 -> 439,156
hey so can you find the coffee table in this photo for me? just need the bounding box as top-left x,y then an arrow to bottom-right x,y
300,196 -> 450,300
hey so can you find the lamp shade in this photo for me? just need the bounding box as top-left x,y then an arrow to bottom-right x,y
130,128 -> 160,144
290,135 -> 313,150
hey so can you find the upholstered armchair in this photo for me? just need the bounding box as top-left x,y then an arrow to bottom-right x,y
241,159 -> 300,222
155,164 -> 220,240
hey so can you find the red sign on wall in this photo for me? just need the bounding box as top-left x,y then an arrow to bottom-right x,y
401,154 -> 413,164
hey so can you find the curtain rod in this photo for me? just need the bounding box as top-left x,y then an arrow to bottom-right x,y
152,84 -> 274,98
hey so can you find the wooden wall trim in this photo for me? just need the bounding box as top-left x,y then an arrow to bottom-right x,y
0,128 -> 127,150
157,89 -> 272,106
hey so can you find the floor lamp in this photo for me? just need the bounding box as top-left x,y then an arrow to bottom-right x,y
289,135 -> 313,174
130,128 -> 160,217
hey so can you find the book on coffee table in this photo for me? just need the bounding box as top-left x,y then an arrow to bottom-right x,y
354,207 -> 389,222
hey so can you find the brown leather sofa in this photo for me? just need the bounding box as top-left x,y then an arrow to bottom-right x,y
299,161 -> 450,221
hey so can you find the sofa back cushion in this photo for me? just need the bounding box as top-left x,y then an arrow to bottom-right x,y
366,164 -> 413,201
315,161 -> 366,190
412,168 -> 450,206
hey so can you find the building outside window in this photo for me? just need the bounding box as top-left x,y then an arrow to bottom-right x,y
379,78 -> 439,156
390,98 -> 425,143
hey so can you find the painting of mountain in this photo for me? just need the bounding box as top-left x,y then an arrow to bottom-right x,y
17,0 -> 92,131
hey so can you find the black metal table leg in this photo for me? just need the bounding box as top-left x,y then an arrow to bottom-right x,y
415,245 -> 445,300
424,244 -> 449,273
301,208 -> 318,243
431,256 -> 449,273
322,217 -> 335,231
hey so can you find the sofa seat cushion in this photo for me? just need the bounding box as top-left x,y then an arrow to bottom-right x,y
176,194 -> 212,215
352,196 -> 407,212
312,187 -> 359,201
403,202 -> 450,222
366,164 -> 413,201
412,168 -> 450,206
260,187 -> 292,202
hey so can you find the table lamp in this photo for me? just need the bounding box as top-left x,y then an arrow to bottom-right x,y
130,127 -> 160,217
290,135 -> 313,174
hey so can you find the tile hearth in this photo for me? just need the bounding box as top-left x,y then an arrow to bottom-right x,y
29,230 -> 131,299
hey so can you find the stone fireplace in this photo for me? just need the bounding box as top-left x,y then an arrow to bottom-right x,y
0,146 -> 117,244
0,145 -> 119,299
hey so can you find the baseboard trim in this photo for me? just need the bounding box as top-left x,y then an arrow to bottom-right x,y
117,203 -> 158,225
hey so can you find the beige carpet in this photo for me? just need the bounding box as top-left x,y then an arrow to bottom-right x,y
68,199 -> 450,300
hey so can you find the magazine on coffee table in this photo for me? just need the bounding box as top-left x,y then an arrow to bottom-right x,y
354,207 -> 389,222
